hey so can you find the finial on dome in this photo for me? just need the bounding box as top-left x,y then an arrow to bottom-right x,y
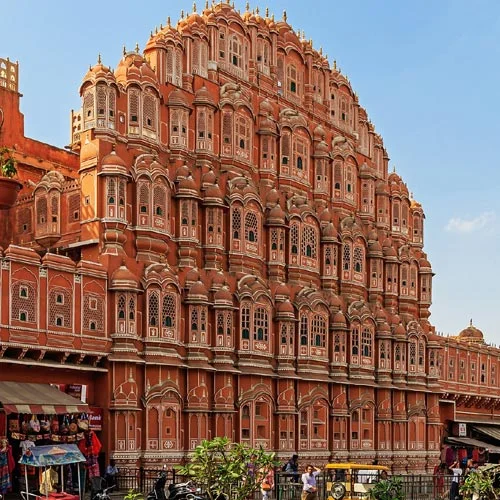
205,0 -> 209,8
123,45 -> 127,56
150,30 -> 153,36
256,6 -> 259,14
245,1 -> 249,11
334,59 -> 337,70
265,7 -> 269,16
283,10 -> 287,21
97,53 -> 101,64
470,318 -> 473,326
392,165 -> 396,173
160,23 -> 163,29
319,47 -> 323,55
181,9 -> 185,18
135,43 -> 140,53
167,16 -> 171,26
232,1 -> 235,8
155,26 -> 158,34
271,13 -> 274,21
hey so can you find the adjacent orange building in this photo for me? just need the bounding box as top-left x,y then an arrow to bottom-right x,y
0,2 -> 499,474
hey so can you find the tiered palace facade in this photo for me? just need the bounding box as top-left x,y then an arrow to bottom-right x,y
0,1 -> 499,474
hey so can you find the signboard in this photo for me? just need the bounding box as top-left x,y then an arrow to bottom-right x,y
88,406 -> 103,431
459,423 -> 467,437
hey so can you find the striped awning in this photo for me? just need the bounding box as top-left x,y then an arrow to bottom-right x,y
0,381 -> 88,414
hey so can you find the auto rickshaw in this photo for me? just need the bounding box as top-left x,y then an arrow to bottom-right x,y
320,462 -> 390,500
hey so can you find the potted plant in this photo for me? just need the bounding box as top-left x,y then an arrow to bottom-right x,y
0,146 -> 22,209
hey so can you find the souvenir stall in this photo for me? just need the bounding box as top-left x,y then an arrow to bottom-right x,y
19,444 -> 85,500
0,382 -> 94,493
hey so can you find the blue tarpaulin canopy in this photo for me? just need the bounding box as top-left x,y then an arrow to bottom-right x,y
19,444 -> 86,467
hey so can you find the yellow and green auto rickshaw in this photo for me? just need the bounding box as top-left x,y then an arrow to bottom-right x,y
321,462 -> 390,500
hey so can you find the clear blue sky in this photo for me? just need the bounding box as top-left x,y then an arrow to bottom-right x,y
2,1 -> 499,343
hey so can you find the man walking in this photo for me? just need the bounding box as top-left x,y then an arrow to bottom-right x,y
301,465 -> 321,500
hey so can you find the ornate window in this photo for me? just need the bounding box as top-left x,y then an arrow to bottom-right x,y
292,134 -> 309,180
301,223 -> 318,268
166,47 -> 182,86
235,114 -> 251,161
68,193 -> 80,223
231,206 -> 242,249
128,87 -> 140,134
334,162 -> 343,193
351,326 -> 360,358
190,305 -> 208,344
345,161 -> 355,201
361,326 -> 373,359
286,64 -> 301,99
11,281 -> 36,324
221,110 -> 233,156
152,180 -> 169,232
418,340 -> 425,372
244,210 -> 260,256
49,288 -> 72,328
281,131 -> 291,173
196,108 -> 213,151
192,38 -> 208,78
143,91 -> 158,139
179,200 -> 198,239
170,109 -> 188,148
215,311 -> 233,348
148,290 -> 160,329
299,308 -> 327,357
83,88 -> 95,129
279,323 -> 294,356
83,293 -> 105,333
18,207 -> 32,234
256,37 -> 271,76
353,244 -> 365,283
240,300 -> 271,351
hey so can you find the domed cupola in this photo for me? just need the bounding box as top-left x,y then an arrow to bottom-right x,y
80,55 -> 118,135
457,320 -> 485,344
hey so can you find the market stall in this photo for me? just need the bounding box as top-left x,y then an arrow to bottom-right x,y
19,444 -> 86,500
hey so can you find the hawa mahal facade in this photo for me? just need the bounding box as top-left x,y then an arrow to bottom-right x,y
0,1 -> 499,474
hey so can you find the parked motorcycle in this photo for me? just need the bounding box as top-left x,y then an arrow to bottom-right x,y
147,471 -> 168,500
92,484 -> 115,500
166,481 -> 203,500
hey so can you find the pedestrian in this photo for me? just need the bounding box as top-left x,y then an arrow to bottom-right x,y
301,465 -> 321,500
448,461 -> 462,500
260,466 -> 274,500
105,458 -> 119,488
284,454 -> 299,482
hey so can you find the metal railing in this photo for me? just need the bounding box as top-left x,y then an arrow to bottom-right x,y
113,469 -> 457,500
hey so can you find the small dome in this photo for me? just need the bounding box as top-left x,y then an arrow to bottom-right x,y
333,311 -> 347,326
80,59 -> 115,90
211,271 -> 225,289
110,265 -> 141,291
266,188 -> 280,206
115,52 -> 159,88
267,203 -> 286,224
101,150 -> 128,174
377,321 -> 391,335
204,182 -> 223,201
277,300 -> 295,314
175,164 -> 190,179
194,85 -> 216,107
214,285 -> 233,304
376,308 -> 387,322
178,174 -> 198,192
168,88 -> 190,107
186,267 -> 200,284
328,294 -> 342,310
188,280 -> 209,299
202,168 -> 217,186
391,314 -> 401,326
322,222 -> 337,239
458,321 -> 484,343
375,180 -> 389,195
419,257 -> 432,269
394,323 -> 406,337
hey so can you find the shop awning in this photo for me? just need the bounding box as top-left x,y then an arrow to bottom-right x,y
0,381 -> 88,414
474,425 -> 500,441
446,436 -> 500,454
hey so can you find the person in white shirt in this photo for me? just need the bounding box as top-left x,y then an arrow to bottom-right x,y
301,465 -> 321,500
449,461 -> 462,500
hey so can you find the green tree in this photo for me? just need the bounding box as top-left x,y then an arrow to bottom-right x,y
460,465 -> 500,499
177,436 -> 278,500
368,476 -> 405,500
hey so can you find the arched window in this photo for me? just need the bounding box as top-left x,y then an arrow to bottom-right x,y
351,326 -> 359,356
254,307 -> 268,341
343,243 -> 351,271
128,88 -> 140,132
148,291 -> 159,327
143,91 -> 158,138
241,303 -> 251,340
117,294 -> 126,320
361,327 -> 372,358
